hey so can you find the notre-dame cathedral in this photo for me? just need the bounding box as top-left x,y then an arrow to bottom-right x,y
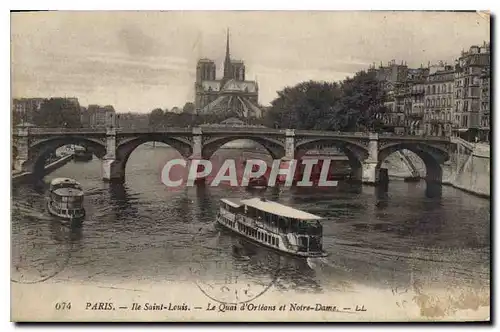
194,30 -> 262,118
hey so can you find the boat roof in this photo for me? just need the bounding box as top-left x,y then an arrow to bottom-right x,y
53,187 -> 84,197
220,198 -> 322,220
50,177 -> 81,186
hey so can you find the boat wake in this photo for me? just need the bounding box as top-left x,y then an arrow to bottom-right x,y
306,256 -> 352,273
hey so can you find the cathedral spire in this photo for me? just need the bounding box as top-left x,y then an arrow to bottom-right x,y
223,28 -> 232,80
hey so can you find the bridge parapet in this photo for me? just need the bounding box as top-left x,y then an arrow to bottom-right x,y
295,130 -> 371,138
118,127 -> 192,134
201,127 -> 287,135
29,127 -> 107,134
379,134 -> 451,142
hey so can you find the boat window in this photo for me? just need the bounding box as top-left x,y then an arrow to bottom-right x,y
299,236 -> 308,251
307,221 -> 322,236
297,220 -> 308,235
308,235 -> 322,252
276,238 -> 279,246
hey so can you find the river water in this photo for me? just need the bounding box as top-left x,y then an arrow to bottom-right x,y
11,145 -> 490,303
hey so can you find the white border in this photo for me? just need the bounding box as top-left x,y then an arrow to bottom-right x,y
2,1 -> 497,331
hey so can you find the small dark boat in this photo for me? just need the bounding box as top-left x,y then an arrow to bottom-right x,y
46,178 -> 85,225
73,146 -> 93,162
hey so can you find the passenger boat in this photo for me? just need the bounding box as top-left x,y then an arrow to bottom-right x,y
216,197 -> 328,258
46,177 -> 85,224
73,146 -> 93,161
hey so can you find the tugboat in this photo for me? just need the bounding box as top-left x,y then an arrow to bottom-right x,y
73,146 -> 93,162
46,178 -> 85,225
217,197 -> 328,258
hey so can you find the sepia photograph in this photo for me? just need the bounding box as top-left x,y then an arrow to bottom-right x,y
10,10 -> 491,322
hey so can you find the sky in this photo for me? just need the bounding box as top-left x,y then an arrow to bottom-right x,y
11,11 -> 490,113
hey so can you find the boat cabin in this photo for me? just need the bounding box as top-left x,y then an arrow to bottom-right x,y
220,197 -> 324,253
49,177 -> 83,192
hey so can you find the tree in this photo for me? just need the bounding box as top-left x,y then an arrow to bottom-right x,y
266,81 -> 342,130
148,108 -> 164,128
266,71 -> 389,132
32,98 -> 82,128
182,102 -> 195,114
332,70 -> 389,132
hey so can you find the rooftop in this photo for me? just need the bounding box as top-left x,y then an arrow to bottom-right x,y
221,197 -> 322,220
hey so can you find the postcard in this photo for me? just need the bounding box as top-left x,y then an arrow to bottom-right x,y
11,10 -> 490,322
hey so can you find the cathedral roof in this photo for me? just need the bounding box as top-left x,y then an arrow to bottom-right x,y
198,93 -> 262,118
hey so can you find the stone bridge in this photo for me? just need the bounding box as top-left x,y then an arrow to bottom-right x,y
12,125 -> 454,186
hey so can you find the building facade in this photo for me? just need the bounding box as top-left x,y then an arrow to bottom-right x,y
81,104 -> 116,128
479,66 -> 490,141
405,67 -> 428,135
453,42 -> 490,141
423,63 -> 455,137
12,98 -> 47,124
194,30 -> 262,118
374,60 -> 409,134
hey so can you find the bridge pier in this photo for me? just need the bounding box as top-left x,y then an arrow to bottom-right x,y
361,162 -> 380,185
188,128 -> 209,185
362,133 -> 383,185
13,124 -> 30,172
101,159 -> 125,183
101,126 -> 125,183
275,129 -> 296,185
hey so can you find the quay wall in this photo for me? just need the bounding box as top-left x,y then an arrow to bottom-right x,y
442,145 -> 490,198
385,145 -> 490,198
12,154 -> 74,184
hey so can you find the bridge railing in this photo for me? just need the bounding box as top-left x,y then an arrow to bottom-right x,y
200,127 -> 286,134
119,127 -> 192,134
378,133 -> 451,141
451,136 -> 475,151
295,130 -> 370,137
28,127 -> 107,134
17,127 -> 454,143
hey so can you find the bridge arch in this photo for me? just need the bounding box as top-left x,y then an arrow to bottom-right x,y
27,136 -> 107,176
202,136 -> 286,160
377,142 -> 450,184
294,138 -> 369,180
115,135 -> 193,176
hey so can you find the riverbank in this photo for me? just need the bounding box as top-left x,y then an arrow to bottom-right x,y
384,146 -> 490,199
12,154 -> 74,184
442,145 -> 490,198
